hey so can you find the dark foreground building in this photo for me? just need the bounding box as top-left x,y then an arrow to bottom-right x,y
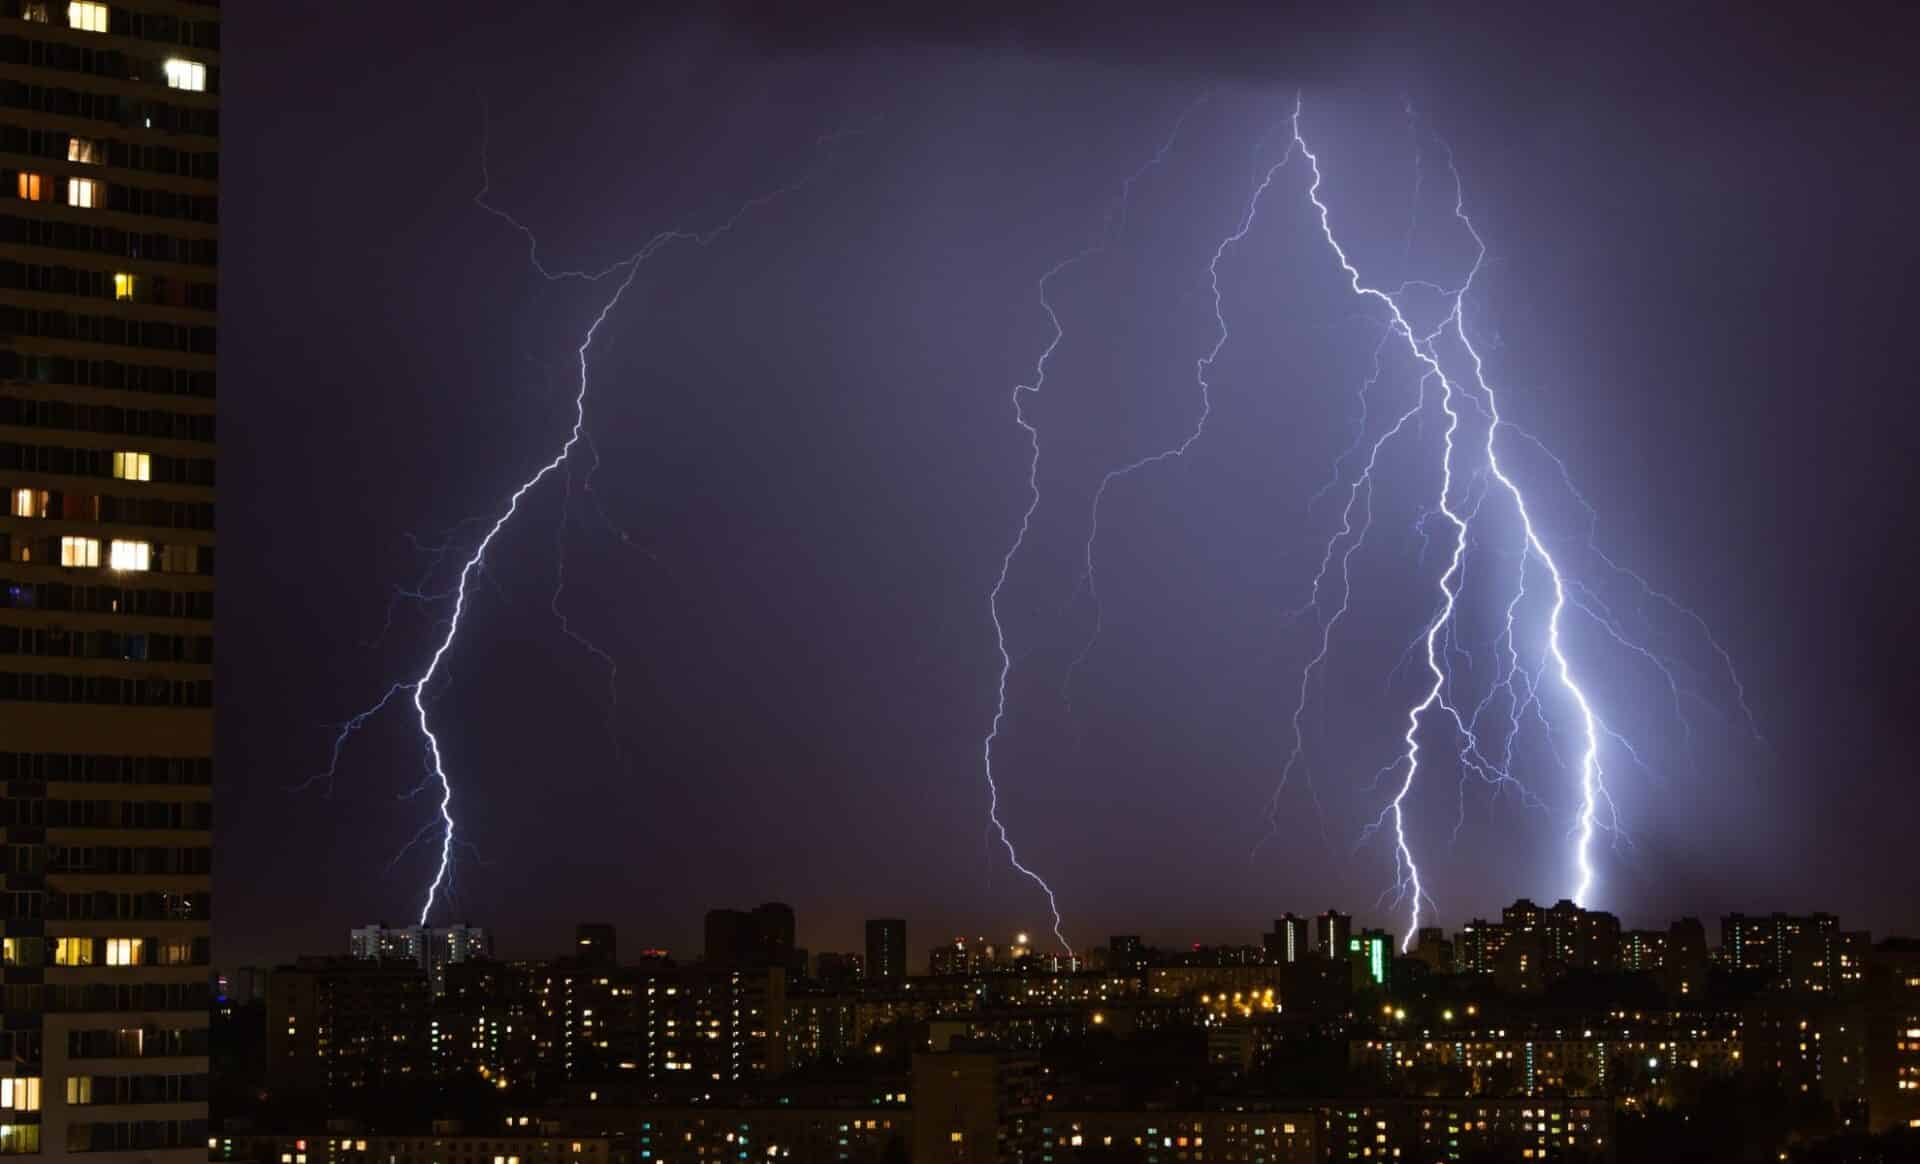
0,1 -> 219,1158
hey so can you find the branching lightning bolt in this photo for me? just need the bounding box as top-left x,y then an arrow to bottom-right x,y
1071,132 -> 1296,683
322,124 -> 865,924
982,95 -> 1213,956
1279,99 -> 1756,944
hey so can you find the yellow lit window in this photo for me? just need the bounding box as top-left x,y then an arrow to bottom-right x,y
949,1133 -> 964,1143
54,937 -> 93,966
66,2 -> 106,32
9,488 -> 48,518
59,536 -> 100,568
112,451 -> 150,481
114,272 -> 137,301
65,1076 -> 89,1106
164,58 -> 206,92
68,136 -> 101,165
0,1078 -> 37,1112
67,177 -> 99,208
16,172 -> 45,202
104,937 -> 141,966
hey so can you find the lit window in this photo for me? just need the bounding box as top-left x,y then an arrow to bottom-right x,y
59,536 -> 100,568
104,937 -> 141,966
10,488 -> 49,518
68,136 -> 101,164
65,1077 -> 89,1106
67,177 -> 100,208
66,1 -> 106,31
16,172 -> 45,202
949,1133 -> 963,1143
164,58 -> 206,92
0,1079 -> 37,1112
54,937 -> 93,966
112,451 -> 150,481
114,272 -> 138,301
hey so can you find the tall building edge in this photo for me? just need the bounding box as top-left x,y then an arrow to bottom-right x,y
0,1 -> 218,1158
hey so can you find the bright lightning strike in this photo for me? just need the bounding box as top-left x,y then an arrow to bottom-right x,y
323,127 -> 864,924
1280,99 -> 1755,946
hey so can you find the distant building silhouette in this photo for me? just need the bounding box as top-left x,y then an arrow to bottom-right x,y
865,918 -> 906,983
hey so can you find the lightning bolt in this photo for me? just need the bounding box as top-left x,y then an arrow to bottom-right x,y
323,122 -> 867,924
982,95 -> 1213,956
1281,99 -> 1755,944
1290,103 -> 1577,945
1071,130 -> 1295,685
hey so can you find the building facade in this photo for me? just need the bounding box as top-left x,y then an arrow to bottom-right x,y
348,923 -> 489,996
863,918 -> 904,984
0,1 -> 217,1158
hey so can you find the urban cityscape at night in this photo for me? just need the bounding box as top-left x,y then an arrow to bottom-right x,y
1,0 -> 1917,1162
212,902 -> 1920,1162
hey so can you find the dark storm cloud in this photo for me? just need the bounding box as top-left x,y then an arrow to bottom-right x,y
713,1 -> 1916,114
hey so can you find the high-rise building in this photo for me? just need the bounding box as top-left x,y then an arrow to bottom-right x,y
268,957 -> 431,1098
865,918 -> 905,983
814,950 -> 863,985
1108,935 -> 1146,974
1410,927 -> 1452,973
1664,917 -> 1710,997
348,922 -> 489,996
1314,910 -> 1351,961
0,5 -> 219,1158
1502,898 -> 1543,937
705,908 -> 753,966
1265,915 -> 1310,965
705,903 -> 798,971
1865,938 -> 1920,1133
753,902 -> 796,971
1347,930 -> 1392,988
1455,920 -> 1509,976
1620,929 -> 1669,973
1722,912 -> 1840,980
573,922 -> 616,967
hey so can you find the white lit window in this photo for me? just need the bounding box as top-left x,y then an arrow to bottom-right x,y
112,451 -> 150,481
9,488 -> 49,518
66,2 -> 106,32
66,177 -> 100,209
64,1077 -> 88,1106
16,172 -> 45,202
104,937 -> 142,966
163,58 -> 206,92
0,1078 -> 37,1112
59,536 -> 100,568
114,272 -> 137,301
53,937 -> 93,966
68,136 -> 101,165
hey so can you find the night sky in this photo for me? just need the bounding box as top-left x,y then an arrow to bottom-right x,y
219,3 -> 1920,966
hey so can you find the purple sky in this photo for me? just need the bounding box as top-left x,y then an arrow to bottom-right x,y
218,2 -> 1920,964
